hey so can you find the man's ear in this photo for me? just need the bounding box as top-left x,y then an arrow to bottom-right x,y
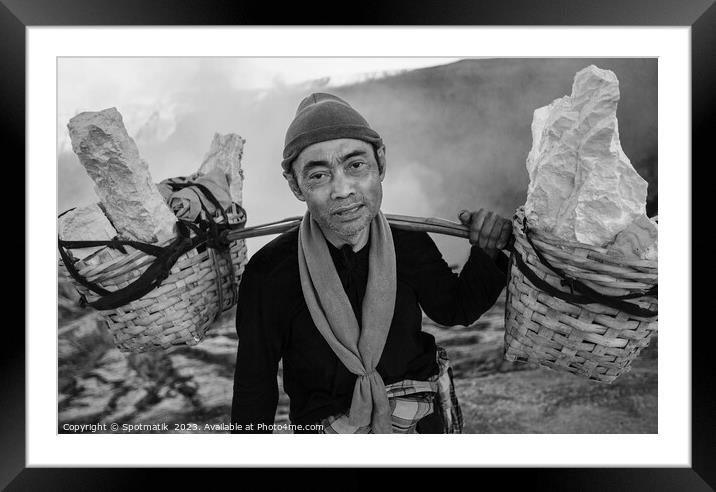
376,145 -> 387,181
283,170 -> 306,202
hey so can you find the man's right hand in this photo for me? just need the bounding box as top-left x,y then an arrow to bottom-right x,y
458,209 -> 513,257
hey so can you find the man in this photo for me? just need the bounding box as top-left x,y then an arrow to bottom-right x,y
231,93 -> 512,434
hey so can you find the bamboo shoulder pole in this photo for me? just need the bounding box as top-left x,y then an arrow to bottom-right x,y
224,214 -> 471,242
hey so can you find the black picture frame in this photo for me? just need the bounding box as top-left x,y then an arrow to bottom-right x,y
7,0 -> 711,488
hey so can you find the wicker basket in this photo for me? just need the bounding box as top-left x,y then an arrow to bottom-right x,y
504,206 -> 657,383
59,206 -> 248,353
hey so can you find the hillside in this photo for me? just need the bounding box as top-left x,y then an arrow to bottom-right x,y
58,287 -> 657,434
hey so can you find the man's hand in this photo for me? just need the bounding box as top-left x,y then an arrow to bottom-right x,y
458,209 -> 513,258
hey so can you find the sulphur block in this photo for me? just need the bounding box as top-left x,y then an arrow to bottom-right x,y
524,65 -> 648,247
68,107 -> 176,244
198,133 -> 245,205
58,203 -> 117,261
607,214 -> 658,260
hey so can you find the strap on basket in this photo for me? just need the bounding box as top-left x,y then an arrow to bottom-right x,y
167,181 -> 246,317
510,216 -> 658,318
58,220 -> 202,310
58,181 -> 247,311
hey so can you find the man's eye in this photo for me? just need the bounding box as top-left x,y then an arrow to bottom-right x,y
350,161 -> 366,169
309,173 -> 328,181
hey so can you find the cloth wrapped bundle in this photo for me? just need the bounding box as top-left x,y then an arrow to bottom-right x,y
157,169 -> 234,223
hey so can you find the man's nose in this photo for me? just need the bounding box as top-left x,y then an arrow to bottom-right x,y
330,171 -> 354,200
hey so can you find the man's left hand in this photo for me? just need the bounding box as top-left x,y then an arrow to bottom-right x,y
458,209 -> 513,257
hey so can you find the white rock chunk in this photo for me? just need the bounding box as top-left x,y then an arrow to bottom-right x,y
524,65 -> 648,246
67,108 -> 176,244
197,133 -> 245,204
58,204 -> 118,260
607,214 -> 658,260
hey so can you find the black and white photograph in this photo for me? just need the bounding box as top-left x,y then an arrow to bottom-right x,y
57,57 -> 659,436
4,5 -> 705,485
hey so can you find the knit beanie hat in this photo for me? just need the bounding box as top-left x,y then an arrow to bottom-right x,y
281,93 -> 383,173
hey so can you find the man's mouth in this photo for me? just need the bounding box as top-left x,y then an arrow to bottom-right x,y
332,204 -> 364,217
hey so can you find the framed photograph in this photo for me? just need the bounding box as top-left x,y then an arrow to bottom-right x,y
9,0 -> 710,488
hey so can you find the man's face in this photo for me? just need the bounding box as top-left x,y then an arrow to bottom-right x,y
288,138 -> 386,242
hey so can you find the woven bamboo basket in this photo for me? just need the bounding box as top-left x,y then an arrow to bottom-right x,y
59,205 -> 248,353
504,206 -> 657,383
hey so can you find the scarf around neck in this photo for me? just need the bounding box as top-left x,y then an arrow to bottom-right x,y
297,209 -> 397,433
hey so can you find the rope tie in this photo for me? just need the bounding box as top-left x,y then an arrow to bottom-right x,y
58,182 -> 247,311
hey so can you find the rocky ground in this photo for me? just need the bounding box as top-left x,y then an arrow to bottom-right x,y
58,283 -> 657,434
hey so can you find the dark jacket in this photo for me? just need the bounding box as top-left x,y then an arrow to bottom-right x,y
230,225 -> 508,432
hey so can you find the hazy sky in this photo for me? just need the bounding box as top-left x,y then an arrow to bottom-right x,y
57,57 -> 462,258
58,57 -> 459,152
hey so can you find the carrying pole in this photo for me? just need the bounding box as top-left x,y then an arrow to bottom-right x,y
223,214 -> 472,242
